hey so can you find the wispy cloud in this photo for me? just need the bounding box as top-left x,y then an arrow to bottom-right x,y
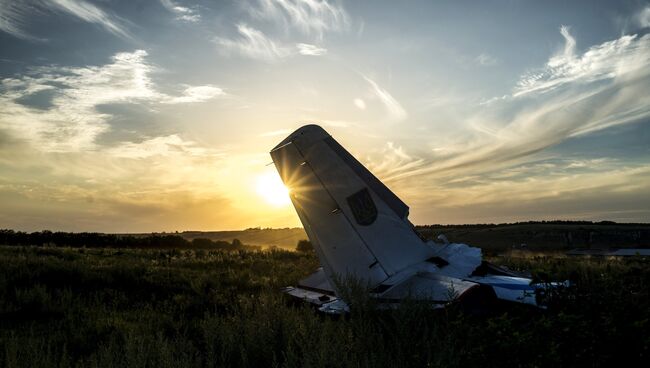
46,0 -> 131,39
0,0 -> 131,40
476,53 -> 498,66
296,42 -> 326,55
215,1 -> 341,62
249,0 -> 349,38
215,23 -> 293,61
0,0 -> 44,41
363,76 -> 408,121
160,0 -> 200,23
366,141 -> 425,180
164,85 -> 224,104
408,161 -> 650,224
514,26 -> 649,97
372,28 -> 650,192
216,24 -> 329,61
108,134 -> 223,159
0,50 -> 223,152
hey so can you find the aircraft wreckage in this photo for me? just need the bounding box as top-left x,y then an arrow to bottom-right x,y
270,124 -> 562,314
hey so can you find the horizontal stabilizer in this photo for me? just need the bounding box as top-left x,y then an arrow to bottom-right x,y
297,268 -> 336,295
379,273 -> 479,303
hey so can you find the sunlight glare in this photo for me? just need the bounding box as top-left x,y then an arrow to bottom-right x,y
255,171 -> 291,206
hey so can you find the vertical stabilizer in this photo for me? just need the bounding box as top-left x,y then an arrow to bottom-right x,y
270,125 -> 434,290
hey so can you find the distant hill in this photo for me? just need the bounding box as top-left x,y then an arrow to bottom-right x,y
417,221 -> 650,252
3,221 -> 648,251
180,228 -> 308,250
178,221 -> 650,251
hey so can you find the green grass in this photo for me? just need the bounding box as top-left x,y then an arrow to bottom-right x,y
0,246 -> 648,367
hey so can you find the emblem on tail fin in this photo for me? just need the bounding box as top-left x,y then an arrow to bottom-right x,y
347,188 -> 378,226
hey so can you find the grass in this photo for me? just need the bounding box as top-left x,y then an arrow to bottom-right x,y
0,245 -> 648,367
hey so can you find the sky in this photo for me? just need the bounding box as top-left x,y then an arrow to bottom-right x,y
0,0 -> 649,232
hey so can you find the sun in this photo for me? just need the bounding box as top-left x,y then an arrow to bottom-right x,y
255,170 -> 291,206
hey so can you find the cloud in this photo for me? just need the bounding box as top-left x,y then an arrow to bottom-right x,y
216,28 -> 330,60
46,0 -> 131,39
249,0 -> 349,38
363,76 -> 408,121
164,85 -> 224,104
0,0 -> 130,40
556,25 -> 577,61
409,161 -> 650,224
476,53 -> 498,66
370,28 -> 650,201
0,49 -> 234,232
0,50 -> 223,152
215,23 -> 293,61
1,50 -> 155,151
296,42 -> 326,55
0,0 -> 44,40
514,26 -> 649,97
0,143 -> 234,232
160,0 -> 200,23
107,134 -> 223,159
365,142 -> 425,180
216,2 -> 337,62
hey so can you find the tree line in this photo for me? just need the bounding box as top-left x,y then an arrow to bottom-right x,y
417,220 -> 644,229
0,229 -> 256,250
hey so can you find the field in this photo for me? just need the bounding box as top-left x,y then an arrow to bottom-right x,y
0,245 -> 648,367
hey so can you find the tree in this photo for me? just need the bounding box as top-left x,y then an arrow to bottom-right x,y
231,238 -> 243,249
295,239 -> 312,252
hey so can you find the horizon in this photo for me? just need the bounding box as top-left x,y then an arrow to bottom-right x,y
1,0 -> 650,232
4,218 -> 650,235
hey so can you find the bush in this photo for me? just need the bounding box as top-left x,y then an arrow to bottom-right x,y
295,239 -> 312,252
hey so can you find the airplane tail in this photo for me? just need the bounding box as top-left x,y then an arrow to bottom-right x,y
272,124 -> 561,313
270,125 -> 435,290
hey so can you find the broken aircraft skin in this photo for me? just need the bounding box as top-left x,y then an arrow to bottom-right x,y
270,124 -> 561,314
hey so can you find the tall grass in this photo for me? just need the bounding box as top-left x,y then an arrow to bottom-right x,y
0,246 -> 648,367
